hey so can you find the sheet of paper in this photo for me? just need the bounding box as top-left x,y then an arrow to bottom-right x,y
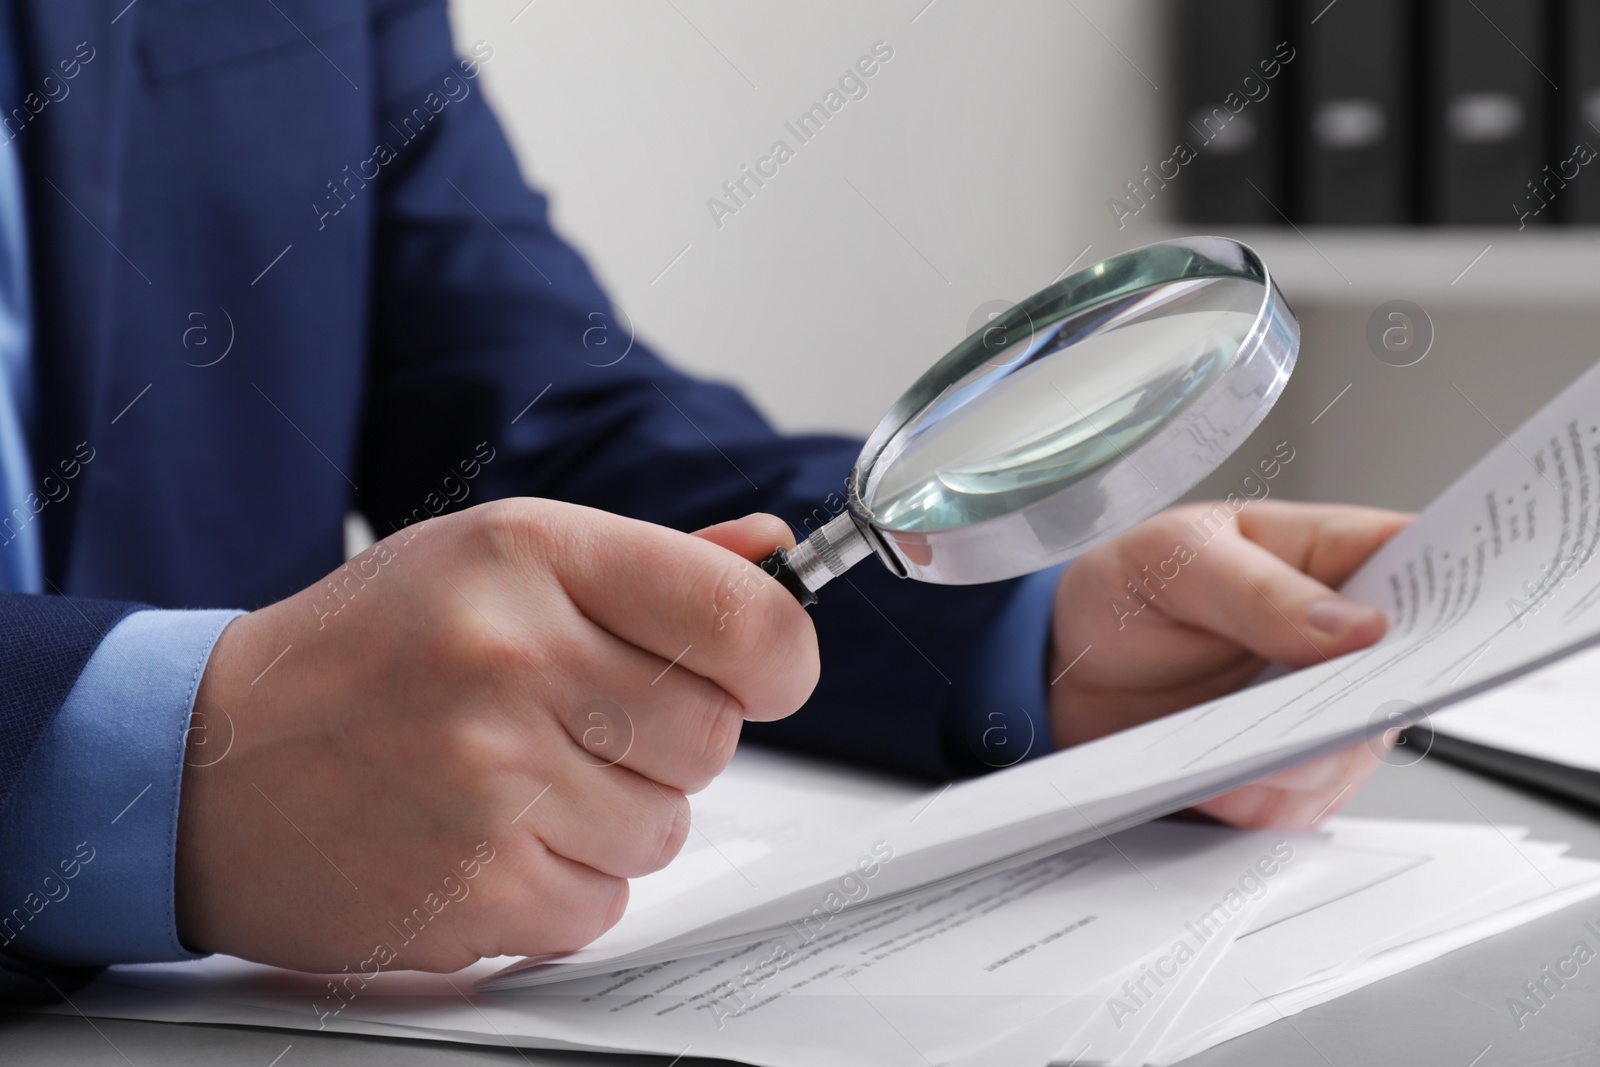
67,822 -> 1339,1067
493,358 -> 1600,989
629,745 -> 924,914
1138,821 -> 1600,1067
1040,821 -> 1600,1066
1059,830 -> 1428,1064
1433,643 -> 1600,773
1149,869 -> 1600,1067
54,819 -> 1593,1067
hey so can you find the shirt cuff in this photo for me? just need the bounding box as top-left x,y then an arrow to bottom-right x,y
0,607 -> 241,967
948,564 -> 1064,773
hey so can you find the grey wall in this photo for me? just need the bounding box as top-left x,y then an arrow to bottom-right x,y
445,1 -> 1600,518
1187,305 -> 1600,513
447,0 -> 1166,435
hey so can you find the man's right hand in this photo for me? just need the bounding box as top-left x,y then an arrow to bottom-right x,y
174,500 -> 818,974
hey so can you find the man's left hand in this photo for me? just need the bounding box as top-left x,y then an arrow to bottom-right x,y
1048,500 -> 1413,829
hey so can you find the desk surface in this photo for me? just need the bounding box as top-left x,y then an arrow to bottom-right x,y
6,755 -> 1600,1067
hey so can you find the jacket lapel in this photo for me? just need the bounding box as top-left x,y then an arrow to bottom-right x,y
15,0 -> 137,584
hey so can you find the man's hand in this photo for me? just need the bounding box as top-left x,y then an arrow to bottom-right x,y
175,501 -> 816,974
1049,501 -> 1412,829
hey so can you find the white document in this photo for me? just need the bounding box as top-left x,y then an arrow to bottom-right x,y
491,357 -> 1600,989
1145,828 -> 1600,1066
1433,642 -> 1600,773
627,745 -> 925,915
70,821 -> 1344,1067
1058,827 -> 1428,1065
58,818 -> 1596,1067
53,743 -> 1599,1067
1051,819 -> 1600,1067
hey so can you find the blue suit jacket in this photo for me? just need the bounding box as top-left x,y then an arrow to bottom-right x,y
0,0 -> 1044,821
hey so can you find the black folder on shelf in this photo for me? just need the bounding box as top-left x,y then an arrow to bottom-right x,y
1561,0 -> 1600,223
1423,0 -> 1554,226
1171,0 -> 1291,224
1294,0 -> 1414,224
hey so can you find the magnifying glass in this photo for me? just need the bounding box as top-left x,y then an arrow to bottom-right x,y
761,236 -> 1298,605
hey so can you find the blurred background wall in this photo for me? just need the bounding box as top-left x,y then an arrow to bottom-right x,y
446,0 -> 1600,514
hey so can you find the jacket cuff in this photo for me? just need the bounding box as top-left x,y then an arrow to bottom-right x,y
0,608 -> 241,966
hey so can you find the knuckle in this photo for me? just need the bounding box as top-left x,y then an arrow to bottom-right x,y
418,596 -> 479,668
683,696 -> 743,791
557,874 -> 629,950
595,875 -> 631,935
436,610 -> 516,675
789,615 -> 822,696
415,944 -> 482,973
437,718 -> 516,800
569,698 -> 634,764
701,561 -> 818,709
703,560 -> 769,663
1128,511 -> 1185,556
749,599 -> 820,719
475,497 -> 552,568
645,788 -> 691,871
422,592 -> 560,689
608,786 -> 690,877
464,841 -> 628,957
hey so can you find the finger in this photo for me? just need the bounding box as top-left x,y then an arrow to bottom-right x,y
548,507 -> 820,721
1247,741 -> 1385,794
1195,744 -> 1384,829
1235,501 -> 1413,588
563,659 -> 742,793
523,760 -> 691,879
540,601 -> 752,793
458,841 -> 629,961
694,513 -> 796,561
1149,525 -> 1388,668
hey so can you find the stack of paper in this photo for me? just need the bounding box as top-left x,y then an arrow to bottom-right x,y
1055,818 -> 1600,1065
51,746 -> 1600,1067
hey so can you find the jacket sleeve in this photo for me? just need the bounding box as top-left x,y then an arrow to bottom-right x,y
354,0 -> 1055,781
0,591 -> 137,998
0,592 -> 140,811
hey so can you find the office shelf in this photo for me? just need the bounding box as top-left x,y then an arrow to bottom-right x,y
1152,228 -> 1600,307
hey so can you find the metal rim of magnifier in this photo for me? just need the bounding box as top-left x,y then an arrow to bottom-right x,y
779,236 -> 1299,597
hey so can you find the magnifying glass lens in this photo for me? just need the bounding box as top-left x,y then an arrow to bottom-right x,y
763,237 -> 1296,602
865,275 -> 1264,534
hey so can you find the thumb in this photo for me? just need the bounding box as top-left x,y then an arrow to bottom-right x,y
693,513 -> 796,564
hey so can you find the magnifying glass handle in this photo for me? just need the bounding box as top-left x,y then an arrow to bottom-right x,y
759,547 -> 820,607
759,511 -> 877,607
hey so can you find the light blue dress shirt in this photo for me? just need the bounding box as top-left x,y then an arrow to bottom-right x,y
0,610 -> 238,964
0,65 -> 40,595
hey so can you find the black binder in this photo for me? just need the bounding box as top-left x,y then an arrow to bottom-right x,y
1561,0 -> 1600,223
1294,0 -> 1414,224
1171,0 -> 1291,225
1423,0 -> 1554,226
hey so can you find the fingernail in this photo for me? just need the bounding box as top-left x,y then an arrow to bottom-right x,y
1306,597 -> 1380,636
